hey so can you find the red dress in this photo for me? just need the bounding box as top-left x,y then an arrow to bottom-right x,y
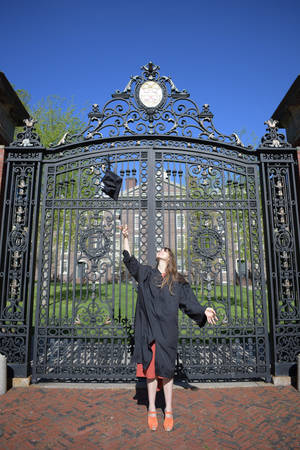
136,272 -> 166,390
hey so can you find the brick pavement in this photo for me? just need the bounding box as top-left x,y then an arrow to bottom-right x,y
0,384 -> 299,449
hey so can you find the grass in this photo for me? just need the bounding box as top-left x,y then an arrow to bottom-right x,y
32,281 -> 256,329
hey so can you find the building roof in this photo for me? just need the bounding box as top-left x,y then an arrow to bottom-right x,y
0,72 -> 29,126
272,75 -> 300,127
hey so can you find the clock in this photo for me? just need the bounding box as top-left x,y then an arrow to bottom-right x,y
138,81 -> 163,108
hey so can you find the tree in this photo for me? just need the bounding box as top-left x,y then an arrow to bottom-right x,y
14,89 -> 88,286
237,128 -> 259,148
15,89 -> 86,147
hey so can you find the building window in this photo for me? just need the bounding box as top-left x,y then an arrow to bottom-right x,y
134,234 -> 139,248
134,213 -> 139,230
176,213 -> 185,230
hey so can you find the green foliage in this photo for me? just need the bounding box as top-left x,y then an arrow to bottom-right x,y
16,88 -> 31,109
15,89 -> 86,147
238,128 -> 259,148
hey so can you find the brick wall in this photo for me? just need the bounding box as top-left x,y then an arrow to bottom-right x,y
0,145 -> 6,217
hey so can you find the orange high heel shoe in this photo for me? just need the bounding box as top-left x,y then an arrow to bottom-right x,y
164,411 -> 173,431
148,410 -> 158,431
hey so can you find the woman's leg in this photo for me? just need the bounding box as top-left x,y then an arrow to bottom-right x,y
162,377 -> 173,411
147,377 -> 158,410
162,377 -> 174,431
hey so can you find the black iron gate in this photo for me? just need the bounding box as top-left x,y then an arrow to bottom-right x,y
1,63 -> 299,382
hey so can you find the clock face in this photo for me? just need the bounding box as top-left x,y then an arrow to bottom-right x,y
138,81 -> 163,108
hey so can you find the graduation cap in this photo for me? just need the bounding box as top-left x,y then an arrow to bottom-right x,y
100,169 -> 123,200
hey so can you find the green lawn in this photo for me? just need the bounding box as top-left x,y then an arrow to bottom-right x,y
32,282 -> 256,327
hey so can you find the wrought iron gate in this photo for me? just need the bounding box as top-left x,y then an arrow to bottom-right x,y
1,62 -> 299,382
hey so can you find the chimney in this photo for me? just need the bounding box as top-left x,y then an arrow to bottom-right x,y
125,177 -> 137,191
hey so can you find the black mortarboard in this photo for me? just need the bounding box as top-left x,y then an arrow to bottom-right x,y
100,169 -> 122,200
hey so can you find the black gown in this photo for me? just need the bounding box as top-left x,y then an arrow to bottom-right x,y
123,250 -> 207,379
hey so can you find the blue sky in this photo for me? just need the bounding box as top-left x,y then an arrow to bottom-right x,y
2,0 -> 299,146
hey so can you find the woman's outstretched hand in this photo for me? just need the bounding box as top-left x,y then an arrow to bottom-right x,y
118,224 -> 129,238
119,224 -> 130,255
205,307 -> 218,325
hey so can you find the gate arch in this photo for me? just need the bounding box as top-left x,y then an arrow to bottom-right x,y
1,62 -> 299,382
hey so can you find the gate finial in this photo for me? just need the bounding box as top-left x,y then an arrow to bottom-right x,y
259,119 -> 292,148
10,117 -> 43,148
141,61 -> 160,79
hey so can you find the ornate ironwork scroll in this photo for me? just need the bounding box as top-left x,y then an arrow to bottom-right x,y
259,120 -> 300,375
51,62 -> 249,147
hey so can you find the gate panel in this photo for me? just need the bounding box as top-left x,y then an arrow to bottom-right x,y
32,149 -> 149,381
154,146 -> 270,380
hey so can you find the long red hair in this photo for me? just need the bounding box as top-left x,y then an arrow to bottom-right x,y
156,247 -> 186,294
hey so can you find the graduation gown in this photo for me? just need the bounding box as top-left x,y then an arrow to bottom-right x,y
123,250 -> 207,379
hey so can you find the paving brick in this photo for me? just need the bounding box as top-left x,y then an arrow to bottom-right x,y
0,385 -> 299,449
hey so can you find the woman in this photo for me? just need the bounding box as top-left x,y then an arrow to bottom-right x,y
119,224 -> 218,432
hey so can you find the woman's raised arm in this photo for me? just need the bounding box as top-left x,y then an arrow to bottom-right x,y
119,224 -> 131,255
119,223 -> 151,282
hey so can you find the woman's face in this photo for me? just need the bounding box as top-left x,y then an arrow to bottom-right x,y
156,248 -> 170,261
